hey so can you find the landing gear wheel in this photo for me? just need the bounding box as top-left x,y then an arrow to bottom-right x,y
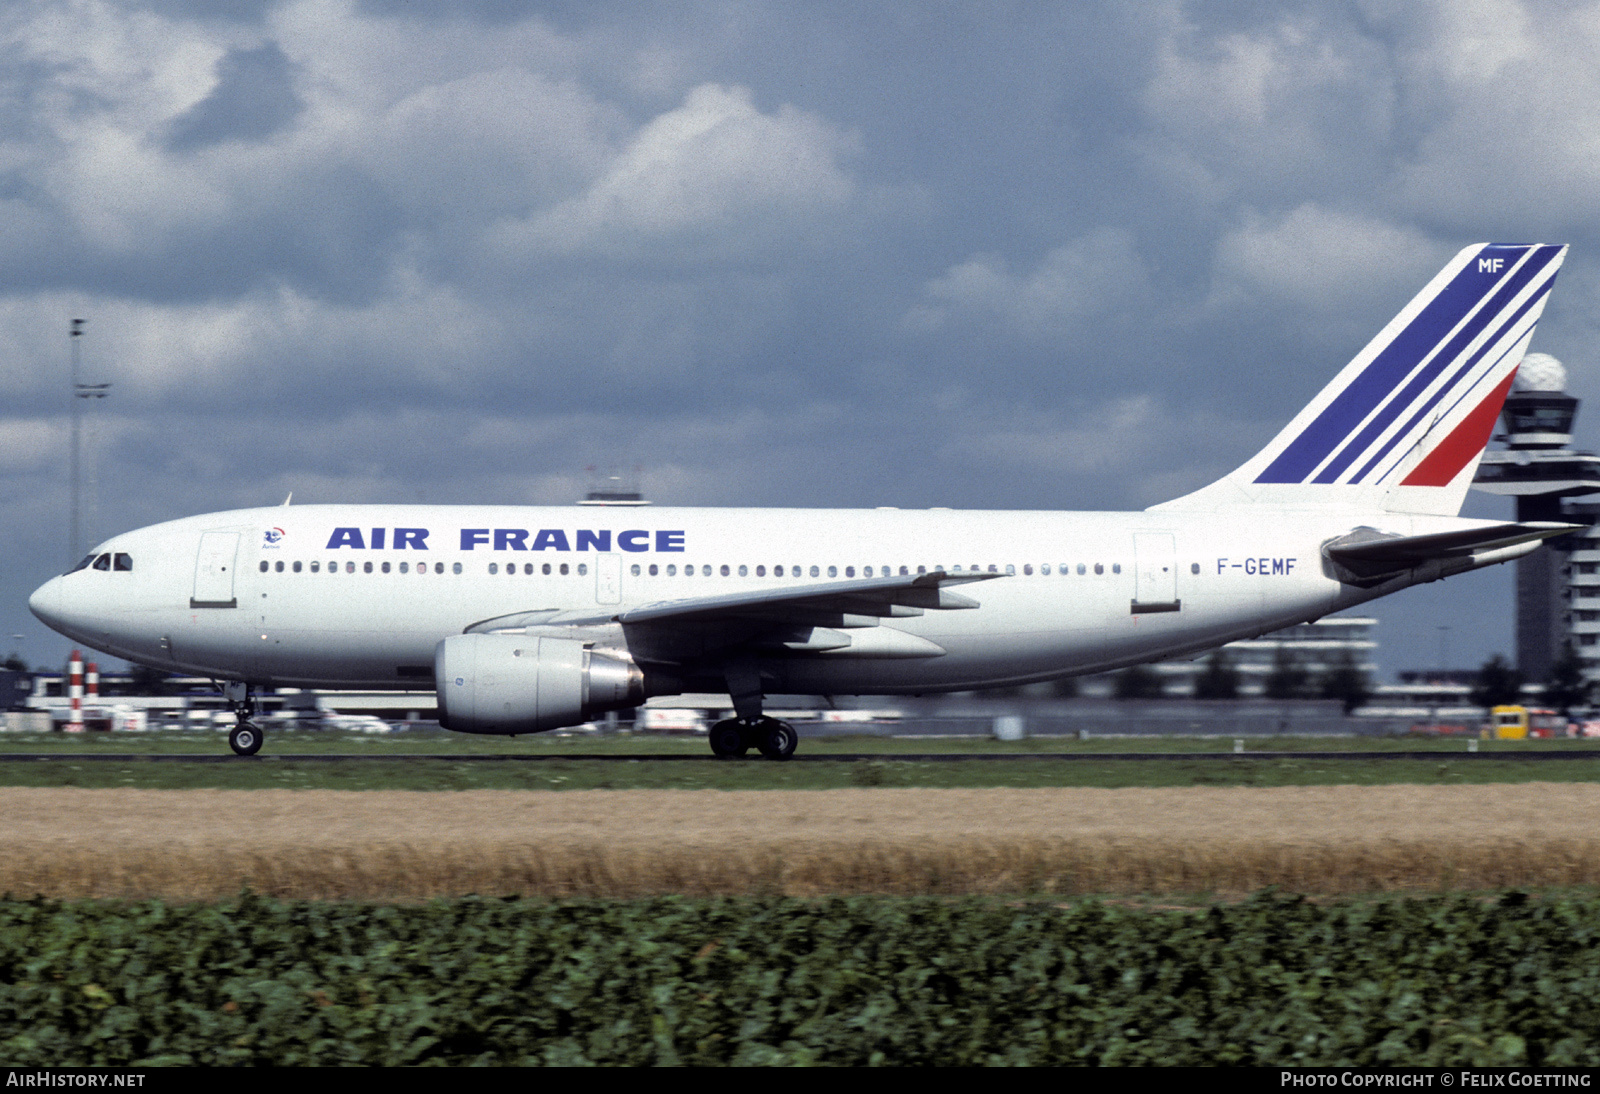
708,719 -> 749,759
756,718 -> 798,761
229,722 -> 262,757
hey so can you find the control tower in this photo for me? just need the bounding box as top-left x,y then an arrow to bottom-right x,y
1472,354 -> 1600,682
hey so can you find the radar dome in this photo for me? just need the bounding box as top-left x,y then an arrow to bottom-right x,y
1516,352 -> 1567,392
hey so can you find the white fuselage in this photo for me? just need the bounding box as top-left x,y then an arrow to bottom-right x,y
27,503 -> 1468,696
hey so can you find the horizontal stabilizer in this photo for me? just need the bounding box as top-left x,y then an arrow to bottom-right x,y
1323,521 -> 1577,585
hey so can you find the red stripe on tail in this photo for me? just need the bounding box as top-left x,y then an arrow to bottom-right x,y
1400,369 -> 1518,487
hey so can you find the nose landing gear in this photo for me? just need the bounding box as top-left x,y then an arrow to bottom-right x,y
223,681 -> 263,757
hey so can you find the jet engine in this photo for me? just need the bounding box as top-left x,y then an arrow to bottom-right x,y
434,633 -> 643,734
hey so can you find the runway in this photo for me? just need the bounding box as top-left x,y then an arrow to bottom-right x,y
0,749 -> 1591,762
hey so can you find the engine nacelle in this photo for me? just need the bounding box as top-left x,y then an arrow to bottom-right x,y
434,633 -> 644,734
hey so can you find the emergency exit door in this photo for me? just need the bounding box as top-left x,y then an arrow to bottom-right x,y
595,554 -> 622,604
1131,532 -> 1180,614
191,532 -> 239,608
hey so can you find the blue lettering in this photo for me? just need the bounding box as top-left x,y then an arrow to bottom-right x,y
395,528 -> 429,550
576,529 -> 610,552
1286,558 -> 1296,574
1272,558 -> 1284,575
461,529 -> 489,551
619,529 -> 650,552
657,530 -> 685,552
371,528 -> 387,550
1216,558 -> 1227,575
327,527 -> 365,550
1244,558 -> 1256,575
531,529 -> 571,552
495,529 -> 529,551
1258,557 -> 1269,574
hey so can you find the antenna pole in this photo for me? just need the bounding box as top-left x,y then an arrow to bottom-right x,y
68,319 -> 82,568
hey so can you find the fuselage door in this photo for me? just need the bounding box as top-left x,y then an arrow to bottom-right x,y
595,554 -> 622,604
192,532 -> 240,608
1131,532 -> 1180,614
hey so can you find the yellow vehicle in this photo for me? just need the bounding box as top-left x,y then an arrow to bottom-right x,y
1487,705 -> 1569,739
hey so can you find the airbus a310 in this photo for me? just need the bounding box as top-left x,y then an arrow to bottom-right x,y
30,242 -> 1573,758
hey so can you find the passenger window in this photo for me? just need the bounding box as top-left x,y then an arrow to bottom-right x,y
774,565 -> 783,577
899,566 -> 908,576
810,565 -> 820,578
703,565 -> 712,577
1112,563 -> 1121,574
864,566 -> 873,577
827,566 -> 837,578
542,563 -> 552,576
259,561 -> 269,573
631,564 -> 641,576
452,563 -> 462,574
382,561 -> 391,574
577,564 -> 587,575
916,566 -> 925,575
560,563 -> 569,576
93,554 -> 110,571
346,562 -> 356,574
738,565 -> 748,576
756,565 -> 765,576
293,561 -> 302,573
1191,563 -> 1200,575
987,564 -> 997,573
1077,564 -> 1086,575
363,561 -> 373,574
311,561 -> 320,573
649,564 -> 658,576
1041,564 -> 1050,575
524,563 -> 533,575
435,563 -> 445,574
845,566 -> 854,577
275,561 -> 284,573
666,564 -> 677,576
1094,563 -> 1103,575
1023,564 -> 1033,575
489,563 -> 498,575
1006,564 -> 1015,575
115,554 -> 133,571
721,565 -> 730,577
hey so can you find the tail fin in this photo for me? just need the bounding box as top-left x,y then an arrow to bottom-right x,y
1153,242 -> 1568,516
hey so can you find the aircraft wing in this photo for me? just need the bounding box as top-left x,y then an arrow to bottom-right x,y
463,570 -> 1006,660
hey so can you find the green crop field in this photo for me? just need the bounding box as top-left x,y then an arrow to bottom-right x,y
3,889 -> 1597,1066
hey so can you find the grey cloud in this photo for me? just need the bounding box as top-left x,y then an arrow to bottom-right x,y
167,44 -> 302,152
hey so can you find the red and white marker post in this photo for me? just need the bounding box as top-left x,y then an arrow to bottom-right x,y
66,649 -> 83,733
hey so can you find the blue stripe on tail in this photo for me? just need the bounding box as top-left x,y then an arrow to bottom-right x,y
1254,244 -> 1530,484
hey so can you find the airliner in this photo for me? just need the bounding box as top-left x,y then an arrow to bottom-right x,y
29,243 -> 1574,759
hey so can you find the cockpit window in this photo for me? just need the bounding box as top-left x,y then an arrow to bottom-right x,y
68,554 -> 95,574
92,554 -> 111,571
114,554 -> 132,571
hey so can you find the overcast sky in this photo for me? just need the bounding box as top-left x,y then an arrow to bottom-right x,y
5,0 -> 1599,680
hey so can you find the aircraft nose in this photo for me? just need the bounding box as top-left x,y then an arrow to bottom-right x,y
28,576 -> 63,631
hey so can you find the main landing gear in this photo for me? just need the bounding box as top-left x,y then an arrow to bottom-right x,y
223,681 -> 263,757
709,660 -> 798,760
708,716 -> 798,761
